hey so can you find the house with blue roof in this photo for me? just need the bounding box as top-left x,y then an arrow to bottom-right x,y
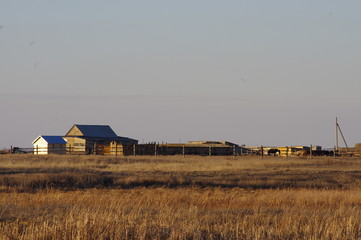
32,135 -> 67,155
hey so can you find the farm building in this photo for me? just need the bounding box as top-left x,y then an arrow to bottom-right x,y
158,141 -> 236,156
32,136 -> 67,155
116,141 -> 241,156
63,124 -> 138,154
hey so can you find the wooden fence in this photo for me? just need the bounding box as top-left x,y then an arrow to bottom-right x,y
3,145 -> 341,157
2,144 -> 258,157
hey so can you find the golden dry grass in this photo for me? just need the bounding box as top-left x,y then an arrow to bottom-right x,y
1,155 -> 361,191
0,155 -> 361,239
1,188 -> 361,239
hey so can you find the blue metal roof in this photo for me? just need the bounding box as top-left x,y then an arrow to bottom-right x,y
74,125 -> 118,138
39,136 -> 67,144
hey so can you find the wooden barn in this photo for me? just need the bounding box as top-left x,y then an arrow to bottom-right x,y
32,136 -> 67,155
63,124 -> 138,154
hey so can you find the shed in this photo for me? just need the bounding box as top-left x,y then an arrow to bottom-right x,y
32,136 -> 67,155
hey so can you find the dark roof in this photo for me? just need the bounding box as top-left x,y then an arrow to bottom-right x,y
73,125 -> 118,138
33,136 -> 67,144
117,136 -> 138,144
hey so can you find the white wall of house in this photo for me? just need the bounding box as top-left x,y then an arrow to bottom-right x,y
33,137 -> 49,155
33,137 -> 67,155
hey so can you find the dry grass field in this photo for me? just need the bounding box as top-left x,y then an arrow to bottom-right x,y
0,154 -> 361,239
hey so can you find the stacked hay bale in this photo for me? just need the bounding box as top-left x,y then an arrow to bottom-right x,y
353,143 -> 361,157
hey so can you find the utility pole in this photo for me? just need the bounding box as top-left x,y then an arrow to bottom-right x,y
336,117 -> 339,151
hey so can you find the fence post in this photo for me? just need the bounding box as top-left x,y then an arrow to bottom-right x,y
233,145 -> 236,159
310,144 -> 312,158
36,145 -> 38,155
154,144 -> 157,156
209,146 -> 211,157
183,145 -> 185,157
10,145 -> 13,154
133,144 -> 136,156
115,144 -> 118,156
261,145 -> 264,158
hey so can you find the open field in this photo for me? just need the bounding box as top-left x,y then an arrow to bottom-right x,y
1,155 -> 361,239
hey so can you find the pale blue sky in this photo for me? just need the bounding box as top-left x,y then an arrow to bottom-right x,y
1,1 -> 361,148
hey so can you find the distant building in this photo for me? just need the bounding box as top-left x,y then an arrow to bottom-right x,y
32,136 -> 67,155
63,124 -> 138,154
187,141 -> 238,146
124,141 -> 241,156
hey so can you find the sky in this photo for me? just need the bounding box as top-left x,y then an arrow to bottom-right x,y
1,1 -> 361,148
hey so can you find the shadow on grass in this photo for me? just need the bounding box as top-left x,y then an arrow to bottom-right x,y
0,169 -> 356,192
